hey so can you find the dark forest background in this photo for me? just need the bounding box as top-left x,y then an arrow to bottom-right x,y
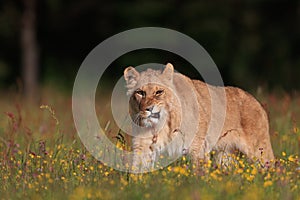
0,0 -> 299,100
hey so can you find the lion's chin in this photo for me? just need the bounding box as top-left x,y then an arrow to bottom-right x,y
141,117 -> 159,128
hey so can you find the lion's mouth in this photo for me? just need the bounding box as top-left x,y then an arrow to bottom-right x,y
136,111 -> 161,128
150,112 -> 160,119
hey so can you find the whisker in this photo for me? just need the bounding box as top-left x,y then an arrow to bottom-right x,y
133,114 -> 140,126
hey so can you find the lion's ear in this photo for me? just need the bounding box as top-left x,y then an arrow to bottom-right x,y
162,63 -> 174,81
124,66 -> 140,87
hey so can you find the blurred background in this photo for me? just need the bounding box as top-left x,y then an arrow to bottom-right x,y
0,0 -> 299,101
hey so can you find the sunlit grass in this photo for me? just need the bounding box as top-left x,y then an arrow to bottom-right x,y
0,88 -> 299,199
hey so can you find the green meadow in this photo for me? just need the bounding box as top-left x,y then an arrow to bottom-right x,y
0,88 -> 299,200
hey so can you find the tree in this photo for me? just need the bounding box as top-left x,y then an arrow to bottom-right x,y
21,0 -> 39,102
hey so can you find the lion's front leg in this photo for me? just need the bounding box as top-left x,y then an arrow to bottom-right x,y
131,136 -> 157,173
190,137 -> 210,175
132,150 -> 156,173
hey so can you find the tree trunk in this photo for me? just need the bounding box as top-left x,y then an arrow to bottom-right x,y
21,0 -> 39,103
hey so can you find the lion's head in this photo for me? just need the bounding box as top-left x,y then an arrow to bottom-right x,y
124,63 -> 180,129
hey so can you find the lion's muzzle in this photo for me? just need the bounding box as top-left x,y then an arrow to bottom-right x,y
139,105 -> 162,127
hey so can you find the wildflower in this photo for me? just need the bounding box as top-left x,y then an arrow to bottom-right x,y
104,171 -> 109,176
87,193 -> 92,199
120,178 -> 127,186
61,176 -> 67,182
263,180 -> 273,187
210,171 -> 219,180
246,174 -> 255,182
40,105 -> 59,125
251,167 -> 257,175
130,174 -> 138,182
29,153 -> 35,159
236,168 -> 243,174
291,184 -> 298,191
288,155 -> 295,162
264,173 -> 271,180
144,193 -> 151,199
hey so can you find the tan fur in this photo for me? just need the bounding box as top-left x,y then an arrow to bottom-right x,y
124,63 -> 274,171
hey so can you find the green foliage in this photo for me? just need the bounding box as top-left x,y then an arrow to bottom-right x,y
0,0 -> 299,90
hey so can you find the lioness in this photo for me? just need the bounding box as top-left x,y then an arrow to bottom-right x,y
124,63 -> 274,171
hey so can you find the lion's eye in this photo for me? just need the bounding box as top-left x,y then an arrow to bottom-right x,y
135,90 -> 145,97
155,89 -> 164,96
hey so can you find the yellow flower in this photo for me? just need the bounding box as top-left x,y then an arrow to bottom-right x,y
263,180 -> 273,187
210,172 -> 218,180
282,152 -> 286,157
87,193 -> 92,199
291,184 -> 298,191
61,176 -> 67,182
130,174 -> 138,182
120,177 -> 128,186
237,168 -> 243,174
264,173 -> 271,180
288,155 -> 295,162
144,193 -> 150,199
239,160 -> 245,168
173,166 -> 180,173
246,174 -> 255,182
251,167 -> 257,175
293,127 -> 299,134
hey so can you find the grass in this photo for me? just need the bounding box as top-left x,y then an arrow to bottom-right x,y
0,87 -> 299,200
